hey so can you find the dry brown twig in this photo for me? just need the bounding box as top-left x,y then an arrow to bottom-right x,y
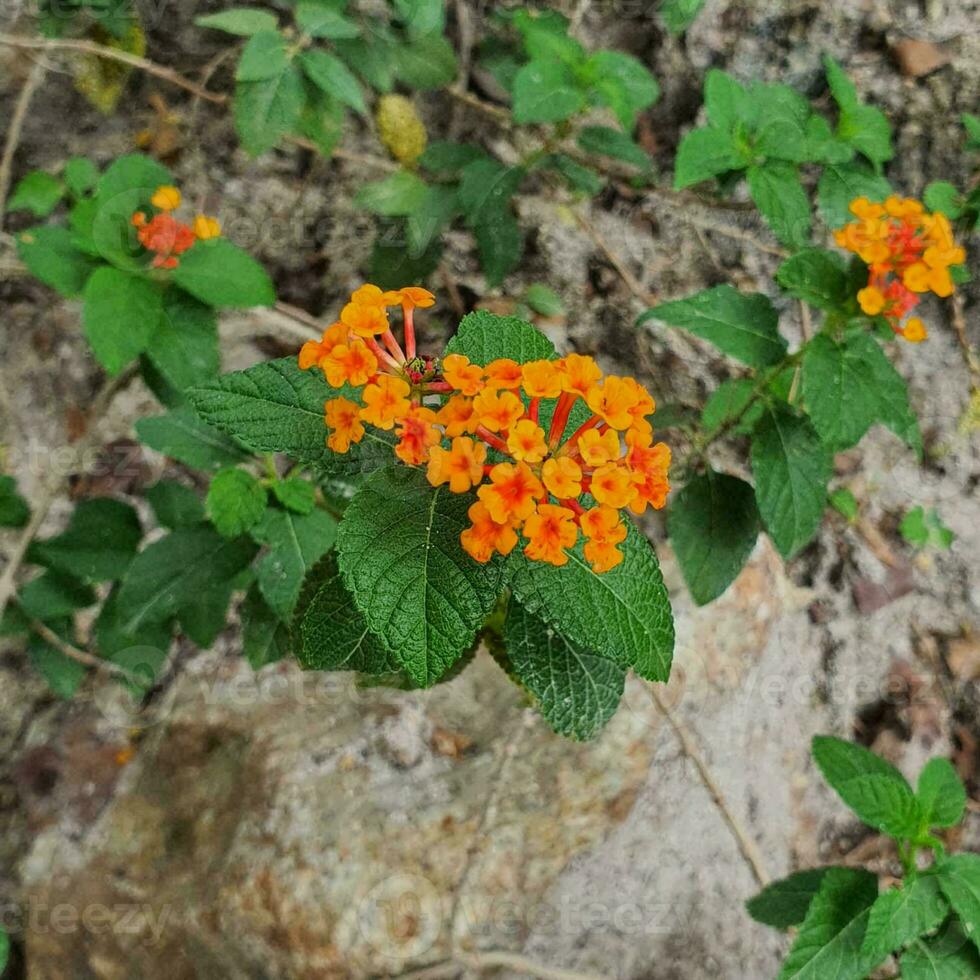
0,57 -> 47,227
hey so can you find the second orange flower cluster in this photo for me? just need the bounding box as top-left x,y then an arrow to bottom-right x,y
834,196 -> 965,343
299,285 -> 671,573
130,185 -> 221,270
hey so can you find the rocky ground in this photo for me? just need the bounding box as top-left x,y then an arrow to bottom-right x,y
1,0 -> 979,977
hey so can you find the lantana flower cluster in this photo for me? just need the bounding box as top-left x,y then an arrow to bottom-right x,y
835,195 -> 965,343
299,285 -> 671,573
130,185 -> 221,269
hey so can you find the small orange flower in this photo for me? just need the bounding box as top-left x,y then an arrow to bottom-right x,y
360,376 -> 411,430
321,339 -> 378,388
477,462 -> 544,524
342,301 -> 389,338
586,376 -> 641,430
580,505 -> 627,545
583,540 -> 623,573
577,428 -> 620,467
523,504 -> 578,566
394,404 -> 440,465
350,283 -> 395,307
559,353 -> 601,399
541,456 -> 583,499
629,467 -> 671,515
193,215 -> 221,240
441,354 -> 485,396
472,389 -> 524,433
427,437 -> 487,493
900,317 -> 928,343
150,185 -> 181,211
460,501 -> 518,563
437,395 -> 477,437
624,428 -> 670,474
507,419 -> 548,463
590,463 -> 636,509
521,359 -> 563,399
324,396 -> 365,453
299,322 -> 349,370
484,358 -> 524,390
391,286 -> 435,309
857,286 -> 886,316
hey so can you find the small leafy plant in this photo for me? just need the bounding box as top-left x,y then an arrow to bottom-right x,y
899,506 -> 955,552
748,737 -> 979,979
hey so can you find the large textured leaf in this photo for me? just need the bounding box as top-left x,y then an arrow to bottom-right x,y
206,468 -> 267,538
936,854 -> 980,952
817,161 -> 891,229
507,521 -> 673,682
336,467 -> 503,687
641,285 -> 786,368
776,249 -> 850,311
778,867 -> 881,980
673,126 -> 744,188
917,758 -> 967,829
901,929 -> 980,980
747,160 -> 811,248
861,877 -> 949,962
668,470 -> 760,605
444,310 -> 556,365
746,869 -> 833,930
750,405 -> 832,558
503,599 -> 626,740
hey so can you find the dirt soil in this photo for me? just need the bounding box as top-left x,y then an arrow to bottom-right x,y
1,0 -> 979,978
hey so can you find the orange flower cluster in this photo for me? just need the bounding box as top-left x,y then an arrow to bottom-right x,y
834,196 -> 965,343
130,185 -> 221,269
299,285 -> 671,573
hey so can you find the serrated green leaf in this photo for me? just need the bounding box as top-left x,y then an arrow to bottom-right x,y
817,161 -> 892,229
16,225 -> 98,297
504,598 -> 625,740
28,498 -> 141,582
746,868 -> 833,929
299,49 -> 365,113
252,506 -> 336,618
660,0 -> 706,33
507,521 -> 673,682
751,83 -> 812,163
206,468 -> 267,538
861,877 -> 949,962
196,8 -> 278,35
236,30 -> 287,81
917,758 -> 967,829
824,56 -> 893,167
0,475 -> 30,528
294,2 -> 359,38
641,285 -> 786,367
576,125 -> 650,170
747,160 -> 811,248
936,854 -> 980,953
668,470 -> 760,606
241,585 -> 290,669
901,928 -> 980,980
673,126 -> 744,188
582,50 -> 659,130
145,480 -> 205,529
700,378 -> 761,435
393,33 -> 458,89
83,267 -> 163,373
512,59 -> 585,124
776,249 -> 850,310
172,239 -> 275,308
296,552 -> 397,674
234,66 -> 305,156
271,477 -> 316,514
812,735 -> 923,838
777,867 -> 881,980
750,405 -> 832,558
445,310 -> 555,365
355,170 -> 429,216
116,525 -> 257,632
136,408 -> 247,470
336,467 -> 503,687
703,69 -> 753,133
147,288 -> 220,392
9,170 -> 64,216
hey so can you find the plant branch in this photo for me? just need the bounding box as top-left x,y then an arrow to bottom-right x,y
0,57 -> 47,227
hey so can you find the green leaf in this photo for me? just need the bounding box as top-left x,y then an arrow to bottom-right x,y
777,867 -> 881,980
241,585 -> 289,669
576,125 -> 650,170
472,206 -> 521,288
802,115 -> 854,165
458,158 -> 524,220
83,267 -> 163,374
747,161 -> 811,248
172,238 -> 275,308
136,408 -> 248,470
236,30 -> 287,81
336,467 -> 503,687
512,59 -> 585,124
752,83 -> 812,163
917,758 -> 967,829
16,225 -> 98,297
418,141 -> 487,174
750,405 -> 832,558
936,854 -> 980,953
393,33 -> 458,89
63,157 -> 98,197
703,69 -> 753,133
28,499 -> 141,582
28,623 -> 87,698
824,56 -> 893,167
641,285 -> 786,367
94,153 -> 172,202
746,869 -> 833,929
206,468 -> 268,538
503,599 -> 625,740
147,288 -> 220,392
660,0 -> 706,33
196,8 -> 278,35
406,184 -> 458,257
0,925 -> 9,973
295,552 -> 398,674
673,126 -> 744,188
251,506 -> 337,618
9,170 -> 64,216
812,735 -> 923,838
507,521 -> 673,682
0,475 -> 30,528
900,507 -> 955,551
299,49 -> 365,113
234,65 -> 305,156
93,586 -> 172,663
394,0 -> 444,37
582,50 -> 659,130
817,161 -> 891,229
116,525 -> 257,632
776,249 -> 850,310
444,310 -> 555,365
18,571 -> 96,621
355,170 -> 429,216
923,182 -> 964,220
294,2 -> 360,38
178,578 -> 235,647
668,470 -> 760,606
701,378 -> 761,435
901,929 -> 980,980
523,284 -> 563,316
145,480 -> 205,529
512,9 -> 582,65
543,153 -> 604,195
829,488 -> 858,522
335,34 -> 396,92
299,85 -> 344,157
271,477 -> 316,514
861,877 -> 949,961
